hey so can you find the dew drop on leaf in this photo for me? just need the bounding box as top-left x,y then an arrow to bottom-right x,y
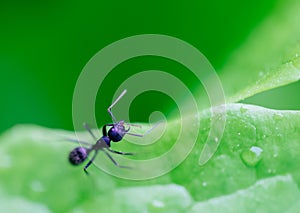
292,53 -> 300,69
153,200 -> 164,207
30,180 -> 45,192
239,106 -> 248,114
240,146 -> 263,167
267,168 -> 277,174
273,113 -> 284,121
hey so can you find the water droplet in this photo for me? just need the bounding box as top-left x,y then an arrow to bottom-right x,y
273,113 -> 284,121
273,147 -> 279,158
214,137 -> 219,142
267,168 -> 276,174
152,200 -> 165,208
292,54 -> 300,69
250,146 -> 263,155
240,106 -> 248,114
202,182 -> 207,187
240,146 -> 263,167
237,132 -> 241,136
30,180 -> 44,192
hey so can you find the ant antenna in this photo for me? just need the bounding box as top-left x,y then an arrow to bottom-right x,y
107,89 -> 127,123
125,123 -> 142,128
126,121 -> 161,137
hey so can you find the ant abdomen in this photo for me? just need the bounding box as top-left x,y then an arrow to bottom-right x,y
69,147 -> 88,165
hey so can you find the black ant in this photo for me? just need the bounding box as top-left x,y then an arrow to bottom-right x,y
68,89 -> 152,174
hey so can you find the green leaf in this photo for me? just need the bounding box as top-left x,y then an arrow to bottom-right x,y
194,0 -> 300,167
0,193 -> 51,213
219,0 -> 300,103
0,103 -> 300,212
1,0 -> 300,212
190,175 -> 300,213
171,104 -> 300,201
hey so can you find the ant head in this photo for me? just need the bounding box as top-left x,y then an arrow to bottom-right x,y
118,120 -> 125,126
108,120 -> 127,142
69,147 -> 88,165
115,120 -> 127,131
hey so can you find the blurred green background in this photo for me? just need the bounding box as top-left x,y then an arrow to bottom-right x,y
1,0 -> 299,134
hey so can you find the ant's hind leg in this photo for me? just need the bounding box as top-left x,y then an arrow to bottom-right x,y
83,151 -> 98,175
103,150 -> 131,169
106,147 -> 134,155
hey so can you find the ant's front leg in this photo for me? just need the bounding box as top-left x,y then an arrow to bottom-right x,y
107,89 -> 127,123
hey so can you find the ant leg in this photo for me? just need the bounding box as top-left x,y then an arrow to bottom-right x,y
83,151 -> 98,175
64,138 -> 92,146
83,123 -> 97,141
106,147 -> 134,155
103,150 -> 131,169
102,124 -> 114,136
107,89 -> 127,123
